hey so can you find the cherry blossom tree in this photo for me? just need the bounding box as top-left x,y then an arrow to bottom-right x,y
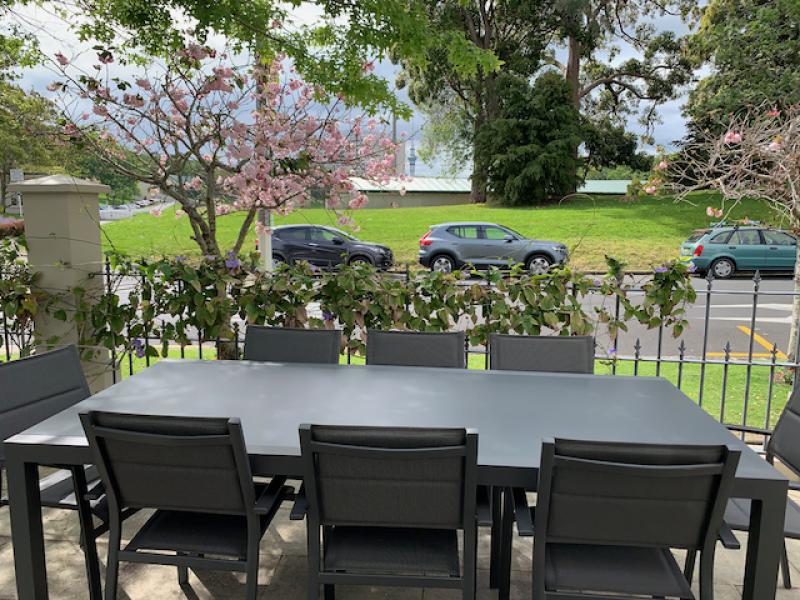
665,105 -> 800,358
50,44 -> 398,263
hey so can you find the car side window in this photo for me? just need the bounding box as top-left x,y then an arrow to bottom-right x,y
277,228 -> 308,241
709,231 -> 732,244
310,228 -> 338,242
448,226 -> 479,239
730,230 -> 762,245
763,231 -> 796,246
483,226 -> 511,240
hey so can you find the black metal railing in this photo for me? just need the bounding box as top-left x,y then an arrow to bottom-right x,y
2,261 -> 797,444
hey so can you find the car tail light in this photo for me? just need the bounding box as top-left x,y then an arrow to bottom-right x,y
420,230 -> 433,247
694,245 -> 704,257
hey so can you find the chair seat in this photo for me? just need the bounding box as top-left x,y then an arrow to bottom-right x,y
126,510 -> 268,558
324,527 -> 460,577
545,543 -> 695,599
725,497 -> 800,538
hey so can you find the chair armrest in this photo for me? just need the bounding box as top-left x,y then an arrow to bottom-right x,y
254,476 -> 290,516
788,481 -> 800,492
84,480 -> 105,501
290,483 -> 308,521
476,485 -> 492,526
512,487 -> 534,537
718,521 -> 741,550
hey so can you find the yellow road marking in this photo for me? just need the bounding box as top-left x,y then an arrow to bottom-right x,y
707,352 -> 775,358
737,326 -> 788,360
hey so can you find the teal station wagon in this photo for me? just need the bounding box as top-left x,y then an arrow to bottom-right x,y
680,223 -> 797,278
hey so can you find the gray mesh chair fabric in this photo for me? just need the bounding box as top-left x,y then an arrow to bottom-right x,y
365,330 -> 465,368
243,325 -> 341,364
489,334 -> 594,374
299,424 -> 478,599
81,411 -> 292,600
531,438 -> 740,600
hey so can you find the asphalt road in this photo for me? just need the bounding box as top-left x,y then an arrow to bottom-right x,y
601,274 -> 795,360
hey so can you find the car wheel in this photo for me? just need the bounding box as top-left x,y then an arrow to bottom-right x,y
710,257 -> 735,279
526,254 -> 553,275
349,255 -> 373,266
272,254 -> 286,265
431,254 -> 456,274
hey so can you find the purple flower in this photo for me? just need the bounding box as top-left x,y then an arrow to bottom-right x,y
654,266 -> 669,274
687,264 -> 697,273
607,346 -> 617,356
132,338 -> 146,359
224,251 -> 241,271
204,255 -> 216,262
322,310 -> 334,322
592,278 -> 602,286
175,255 -> 186,263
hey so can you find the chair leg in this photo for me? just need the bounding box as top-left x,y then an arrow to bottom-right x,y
72,466 -> 102,600
781,541 -> 792,589
323,585 -> 335,600
245,537 -> 260,600
105,531 -> 121,600
684,550 -> 697,584
177,552 -> 189,586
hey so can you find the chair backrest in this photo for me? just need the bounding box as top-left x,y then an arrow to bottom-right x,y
489,334 -> 594,374
534,438 -> 739,551
768,381 -> 800,475
80,411 -> 256,515
243,325 -> 340,364
366,330 -> 465,368
0,346 -> 90,463
300,424 -> 477,530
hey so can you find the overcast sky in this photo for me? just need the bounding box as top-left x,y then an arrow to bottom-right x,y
11,2 -> 696,177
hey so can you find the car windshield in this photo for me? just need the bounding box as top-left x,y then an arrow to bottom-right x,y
686,230 -> 709,243
499,225 -> 525,238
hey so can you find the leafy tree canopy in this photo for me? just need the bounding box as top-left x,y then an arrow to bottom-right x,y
685,0 -> 800,130
475,71 -> 583,206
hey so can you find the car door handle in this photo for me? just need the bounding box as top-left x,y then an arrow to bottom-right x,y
728,246 -> 736,250
769,247 -> 778,250
308,242 -> 319,247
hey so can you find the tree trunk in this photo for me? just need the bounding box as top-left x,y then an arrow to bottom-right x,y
565,35 -> 582,194
788,240 -> 800,362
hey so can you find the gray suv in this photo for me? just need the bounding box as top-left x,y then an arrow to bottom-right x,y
418,222 -> 568,274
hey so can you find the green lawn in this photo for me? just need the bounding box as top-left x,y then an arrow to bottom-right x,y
102,193 -> 782,270
121,345 -> 792,432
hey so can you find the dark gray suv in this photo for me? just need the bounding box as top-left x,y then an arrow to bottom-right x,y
270,225 -> 393,269
418,222 -> 568,274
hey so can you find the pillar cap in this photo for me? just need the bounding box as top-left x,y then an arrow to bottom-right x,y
8,174 -> 110,194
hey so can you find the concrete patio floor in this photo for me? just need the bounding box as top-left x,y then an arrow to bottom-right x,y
2,489 -> 800,599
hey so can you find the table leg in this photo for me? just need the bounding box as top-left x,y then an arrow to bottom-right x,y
498,488 -> 514,600
489,486 -> 501,589
71,466 -> 102,600
741,482 -> 788,600
7,457 -> 48,600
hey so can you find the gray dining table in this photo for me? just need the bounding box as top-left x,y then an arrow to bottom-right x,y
4,359 -> 789,600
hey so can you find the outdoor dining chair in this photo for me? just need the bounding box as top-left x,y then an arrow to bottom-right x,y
512,438 -> 740,600
687,381 -> 800,589
294,424 -> 479,599
489,334 -> 595,373
365,330 -> 466,368
243,325 -> 341,364
80,411 -> 294,600
0,346 -> 124,520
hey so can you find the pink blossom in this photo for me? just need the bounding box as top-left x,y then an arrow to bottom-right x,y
723,130 -> 742,144
63,123 -> 79,136
175,209 -> 185,219
768,140 -> 782,152
97,52 -> 114,64
270,19 -> 282,29
362,62 -> 375,74
767,109 -> 781,118
136,78 -> 152,90
644,185 -> 658,195
54,52 -> 69,66
149,208 -> 162,217
92,104 -> 109,117
706,206 -> 716,217
655,160 -> 668,171
46,82 -> 60,92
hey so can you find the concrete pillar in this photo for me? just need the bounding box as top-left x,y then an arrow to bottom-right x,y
8,175 -> 114,392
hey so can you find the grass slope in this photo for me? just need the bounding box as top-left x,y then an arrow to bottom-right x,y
102,193 -> 782,270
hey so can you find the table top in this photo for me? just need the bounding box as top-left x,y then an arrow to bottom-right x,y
6,360 -> 785,486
